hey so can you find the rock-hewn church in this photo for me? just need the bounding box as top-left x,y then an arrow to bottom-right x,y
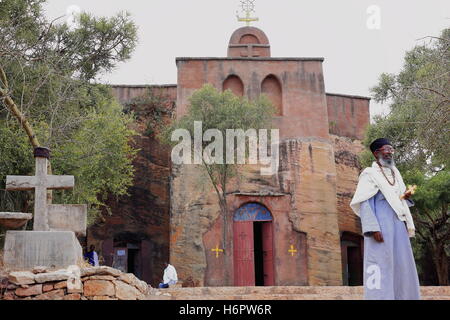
87,26 -> 370,288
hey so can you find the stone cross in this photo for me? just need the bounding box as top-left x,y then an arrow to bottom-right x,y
6,147 -> 85,234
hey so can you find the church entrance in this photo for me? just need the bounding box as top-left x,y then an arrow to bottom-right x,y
111,241 -> 142,279
233,203 -> 274,286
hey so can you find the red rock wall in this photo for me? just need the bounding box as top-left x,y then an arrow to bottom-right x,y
87,85 -> 176,287
332,135 -> 364,235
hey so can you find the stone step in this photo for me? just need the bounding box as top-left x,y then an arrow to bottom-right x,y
149,286 -> 450,300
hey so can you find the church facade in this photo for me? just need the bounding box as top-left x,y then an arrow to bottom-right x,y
87,26 -> 370,287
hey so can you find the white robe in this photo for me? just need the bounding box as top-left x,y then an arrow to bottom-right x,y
350,162 -> 416,237
163,264 -> 178,285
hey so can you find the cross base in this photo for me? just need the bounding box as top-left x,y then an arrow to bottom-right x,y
3,231 -> 83,270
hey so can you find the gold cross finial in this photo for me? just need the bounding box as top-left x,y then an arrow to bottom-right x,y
236,0 -> 259,26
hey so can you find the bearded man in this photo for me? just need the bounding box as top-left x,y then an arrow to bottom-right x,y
350,138 -> 421,300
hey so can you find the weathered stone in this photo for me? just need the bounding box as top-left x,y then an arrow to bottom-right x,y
114,280 -> 141,300
88,275 -> 116,281
66,265 -> 82,293
2,291 -> 16,300
84,280 -> 115,297
3,231 -> 83,270
32,266 -> 48,274
8,271 -> 36,285
48,204 -> 87,236
42,283 -> 54,292
34,270 -> 71,283
137,293 -> 147,300
92,296 -> 118,300
0,212 -> 32,229
6,156 -> 74,231
117,273 -> 135,285
15,284 -> 42,297
96,266 -> 122,277
80,266 -> 122,278
63,293 -> 81,300
80,267 -> 97,277
54,281 -> 67,289
67,280 -> 83,294
34,289 -> 65,300
117,273 -> 149,294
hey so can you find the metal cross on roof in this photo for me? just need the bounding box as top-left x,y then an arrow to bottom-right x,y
236,0 -> 259,26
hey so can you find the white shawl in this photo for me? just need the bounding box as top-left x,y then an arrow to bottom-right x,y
350,162 -> 416,237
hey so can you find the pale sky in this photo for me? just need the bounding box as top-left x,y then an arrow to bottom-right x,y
43,0 -> 450,118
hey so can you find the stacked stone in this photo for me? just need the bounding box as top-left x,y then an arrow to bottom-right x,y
0,266 -> 150,300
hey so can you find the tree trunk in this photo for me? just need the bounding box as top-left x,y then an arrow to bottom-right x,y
433,244 -> 449,285
0,66 -> 40,148
1,66 -> 53,204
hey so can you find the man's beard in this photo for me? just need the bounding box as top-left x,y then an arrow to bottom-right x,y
377,155 -> 395,169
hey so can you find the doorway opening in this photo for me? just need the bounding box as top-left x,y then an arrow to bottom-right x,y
254,222 -> 264,286
233,202 -> 274,286
341,232 -> 363,286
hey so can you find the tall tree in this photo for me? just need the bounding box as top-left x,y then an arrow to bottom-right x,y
0,0 -> 138,227
361,28 -> 449,284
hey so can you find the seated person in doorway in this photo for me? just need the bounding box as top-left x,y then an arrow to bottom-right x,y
158,262 -> 178,288
84,245 -> 100,267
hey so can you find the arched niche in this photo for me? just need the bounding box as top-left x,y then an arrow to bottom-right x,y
223,75 -> 244,97
261,75 -> 283,116
239,34 -> 260,45
233,202 -> 273,222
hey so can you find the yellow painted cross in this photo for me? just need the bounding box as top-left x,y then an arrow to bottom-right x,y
288,245 -> 297,257
236,0 -> 259,26
211,245 -> 224,258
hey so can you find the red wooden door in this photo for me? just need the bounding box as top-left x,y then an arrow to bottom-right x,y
233,221 -> 255,286
262,222 -> 275,286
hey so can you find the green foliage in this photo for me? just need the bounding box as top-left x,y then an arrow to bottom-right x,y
160,84 -> 275,186
161,84 -> 275,148
366,28 -> 449,172
365,28 -> 450,284
0,0 -> 139,224
124,88 -> 175,137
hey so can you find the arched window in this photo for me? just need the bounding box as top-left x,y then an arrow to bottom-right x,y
223,75 -> 244,97
261,75 -> 282,116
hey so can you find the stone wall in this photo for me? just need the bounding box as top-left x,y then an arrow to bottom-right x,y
326,94 -> 370,140
0,266 -> 149,300
170,138 -> 343,287
86,85 -> 176,286
332,135 -> 364,235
